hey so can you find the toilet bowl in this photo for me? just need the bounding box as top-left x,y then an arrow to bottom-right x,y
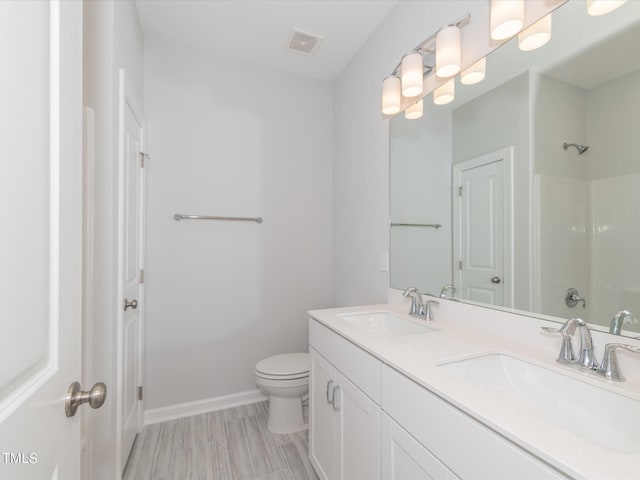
255,352 -> 309,434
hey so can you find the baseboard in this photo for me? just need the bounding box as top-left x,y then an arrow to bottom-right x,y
144,389 -> 268,425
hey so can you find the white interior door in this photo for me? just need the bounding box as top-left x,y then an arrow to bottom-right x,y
453,148 -> 513,307
0,1 -> 84,479
118,70 -> 146,470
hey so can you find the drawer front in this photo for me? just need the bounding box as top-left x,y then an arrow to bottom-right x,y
381,365 -> 569,480
309,318 -> 381,404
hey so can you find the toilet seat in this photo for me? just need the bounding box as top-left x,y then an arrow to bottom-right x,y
255,353 -> 309,380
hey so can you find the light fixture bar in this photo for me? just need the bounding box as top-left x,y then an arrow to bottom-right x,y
388,14 -> 471,78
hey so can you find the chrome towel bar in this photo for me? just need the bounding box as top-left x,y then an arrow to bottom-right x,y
173,214 -> 263,224
390,222 -> 442,229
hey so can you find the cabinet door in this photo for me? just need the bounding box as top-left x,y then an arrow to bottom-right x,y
335,370 -> 380,480
310,348 -> 337,480
381,413 -> 459,480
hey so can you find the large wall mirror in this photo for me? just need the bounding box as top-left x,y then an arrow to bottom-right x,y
390,0 -> 640,337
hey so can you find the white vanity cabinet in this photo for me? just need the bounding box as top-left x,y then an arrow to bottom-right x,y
381,412 -> 460,480
309,320 -> 381,480
381,365 -> 570,480
308,315 -> 578,480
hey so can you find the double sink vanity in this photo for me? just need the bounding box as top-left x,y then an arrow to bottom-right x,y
308,296 -> 640,480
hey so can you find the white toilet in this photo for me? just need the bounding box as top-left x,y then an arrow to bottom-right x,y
255,352 -> 309,434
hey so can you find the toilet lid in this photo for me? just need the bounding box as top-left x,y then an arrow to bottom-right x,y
256,353 -> 309,377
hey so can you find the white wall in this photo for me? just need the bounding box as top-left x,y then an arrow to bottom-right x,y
389,108 -> 453,295
143,38 -> 333,410
83,0 -> 144,477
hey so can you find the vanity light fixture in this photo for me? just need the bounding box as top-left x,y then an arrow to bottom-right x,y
436,25 -> 461,77
518,14 -> 552,51
381,14 -> 470,116
587,0 -> 627,16
490,0 -> 524,40
460,57 -> 486,85
433,78 -> 455,105
405,99 -> 423,120
382,76 -> 402,115
401,52 -> 424,98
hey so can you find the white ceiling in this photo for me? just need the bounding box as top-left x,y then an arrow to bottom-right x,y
134,0 -> 398,80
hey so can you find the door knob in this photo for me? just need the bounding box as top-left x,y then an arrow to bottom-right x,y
124,298 -> 138,311
491,276 -> 502,284
65,382 -> 107,417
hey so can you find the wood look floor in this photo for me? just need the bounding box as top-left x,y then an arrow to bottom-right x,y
123,401 -> 319,480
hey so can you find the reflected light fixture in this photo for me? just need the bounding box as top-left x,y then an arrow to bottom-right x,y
382,76 -> 401,115
401,52 -> 424,98
436,25 -> 461,77
518,14 -> 552,51
433,79 -> 455,105
490,0 -> 524,40
405,99 -> 423,120
460,57 -> 486,85
587,0 -> 627,16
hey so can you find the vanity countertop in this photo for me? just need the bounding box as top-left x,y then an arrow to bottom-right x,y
308,302 -> 640,480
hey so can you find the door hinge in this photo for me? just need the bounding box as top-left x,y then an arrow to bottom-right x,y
137,386 -> 143,401
139,269 -> 145,284
459,260 -> 463,270
458,186 -> 463,196
139,152 -> 150,168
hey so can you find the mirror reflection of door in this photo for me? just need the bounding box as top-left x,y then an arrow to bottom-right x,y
454,148 -> 513,307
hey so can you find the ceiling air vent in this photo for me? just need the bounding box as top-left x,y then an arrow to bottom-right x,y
285,29 -> 324,56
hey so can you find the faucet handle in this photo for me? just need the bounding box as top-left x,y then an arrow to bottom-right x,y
424,300 -> 439,322
541,324 -> 576,364
402,287 -> 424,316
596,343 -> 640,381
575,319 -> 599,369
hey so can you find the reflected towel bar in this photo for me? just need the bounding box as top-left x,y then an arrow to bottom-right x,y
174,214 -> 263,224
391,222 -> 442,229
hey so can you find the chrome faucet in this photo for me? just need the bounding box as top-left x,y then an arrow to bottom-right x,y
440,284 -> 456,299
544,318 -> 640,381
402,287 -> 425,319
609,310 -> 636,335
542,317 -> 597,369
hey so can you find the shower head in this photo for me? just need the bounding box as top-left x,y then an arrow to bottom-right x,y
563,142 -> 590,155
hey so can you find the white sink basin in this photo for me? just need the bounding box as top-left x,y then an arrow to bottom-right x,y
439,353 -> 640,454
339,312 -> 432,336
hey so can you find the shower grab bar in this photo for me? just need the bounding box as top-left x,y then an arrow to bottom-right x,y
390,222 -> 442,229
173,213 -> 263,224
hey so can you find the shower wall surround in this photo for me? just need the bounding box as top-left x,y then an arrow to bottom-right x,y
533,69 -> 640,330
144,37 -> 333,414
